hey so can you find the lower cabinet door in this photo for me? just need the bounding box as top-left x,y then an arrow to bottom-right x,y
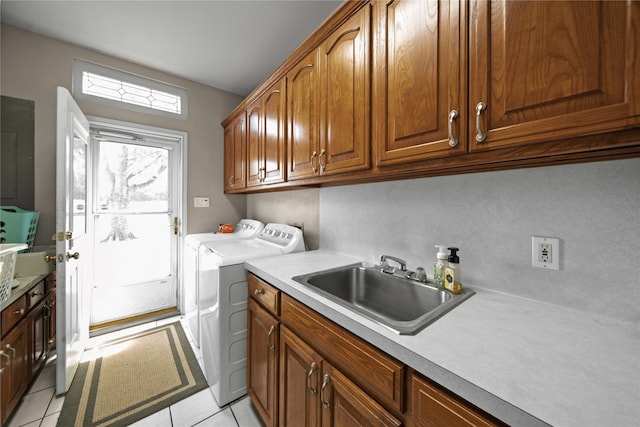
29,300 -> 48,375
247,298 -> 279,427
1,322 -> 28,424
320,362 -> 402,427
279,326 -> 323,427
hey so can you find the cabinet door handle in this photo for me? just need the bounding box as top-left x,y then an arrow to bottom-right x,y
14,308 -> 25,316
0,350 -> 9,372
321,374 -> 331,409
267,325 -> 275,351
228,175 -> 234,187
254,288 -> 264,296
5,344 -> 16,359
319,149 -> 326,173
448,110 -> 459,147
475,102 -> 488,143
310,151 -> 317,173
307,362 -> 317,394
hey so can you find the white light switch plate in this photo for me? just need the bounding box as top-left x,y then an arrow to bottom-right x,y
194,197 -> 209,208
532,236 -> 560,270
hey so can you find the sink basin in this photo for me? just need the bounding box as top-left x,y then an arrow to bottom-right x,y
292,264 -> 474,335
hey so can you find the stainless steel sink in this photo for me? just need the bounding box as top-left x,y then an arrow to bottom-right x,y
292,264 -> 475,335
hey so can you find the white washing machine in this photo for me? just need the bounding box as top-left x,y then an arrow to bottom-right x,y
184,219 -> 264,347
199,223 -> 305,406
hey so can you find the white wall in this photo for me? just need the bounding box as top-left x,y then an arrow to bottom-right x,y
247,188 -> 320,250
320,158 -> 640,324
1,24 -> 246,246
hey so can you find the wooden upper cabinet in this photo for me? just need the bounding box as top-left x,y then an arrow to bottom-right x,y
289,5 -> 371,181
468,0 -> 640,151
248,79 -> 287,187
318,4 -> 371,176
373,0 -> 467,166
288,50 -> 321,180
223,112 -> 246,192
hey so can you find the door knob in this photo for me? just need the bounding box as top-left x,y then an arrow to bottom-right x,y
66,252 -> 80,260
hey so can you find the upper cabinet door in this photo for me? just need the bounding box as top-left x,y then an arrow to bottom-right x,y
246,99 -> 263,187
224,112 -> 246,192
373,0 -> 467,166
468,0 -> 640,151
262,79 -> 286,185
287,51 -> 321,180
318,4 -> 371,176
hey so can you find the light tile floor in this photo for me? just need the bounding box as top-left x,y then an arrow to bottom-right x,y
6,316 -> 264,427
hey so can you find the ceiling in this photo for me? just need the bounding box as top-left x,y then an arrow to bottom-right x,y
0,0 -> 342,97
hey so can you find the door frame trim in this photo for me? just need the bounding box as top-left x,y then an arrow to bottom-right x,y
85,116 -> 188,315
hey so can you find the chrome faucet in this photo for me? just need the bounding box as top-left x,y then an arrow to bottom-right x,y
379,255 -> 407,274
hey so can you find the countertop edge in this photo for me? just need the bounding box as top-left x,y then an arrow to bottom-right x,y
1,274 -> 49,311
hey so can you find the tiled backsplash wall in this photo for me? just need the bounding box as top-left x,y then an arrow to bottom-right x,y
319,158 -> 640,324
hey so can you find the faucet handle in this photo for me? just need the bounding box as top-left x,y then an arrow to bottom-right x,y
414,267 -> 427,282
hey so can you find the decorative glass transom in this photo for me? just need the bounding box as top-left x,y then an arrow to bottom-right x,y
82,72 -> 182,115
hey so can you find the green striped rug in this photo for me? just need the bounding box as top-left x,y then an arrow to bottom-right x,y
57,322 -> 208,427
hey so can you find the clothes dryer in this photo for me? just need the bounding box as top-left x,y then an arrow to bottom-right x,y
199,223 -> 305,406
184,219 -> 263,346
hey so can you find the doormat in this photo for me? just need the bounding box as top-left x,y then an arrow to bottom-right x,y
57,322 -> 208,427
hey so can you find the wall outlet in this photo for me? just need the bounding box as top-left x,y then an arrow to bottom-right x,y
194,197 -> 209,208
532,236 -> 560,270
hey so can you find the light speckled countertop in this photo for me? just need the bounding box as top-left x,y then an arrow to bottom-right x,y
1,274 -> 48,311
245,250 -> 640,427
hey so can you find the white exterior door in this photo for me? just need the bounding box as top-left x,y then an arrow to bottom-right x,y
55,87 -> 92,394
89,128 -> 181,325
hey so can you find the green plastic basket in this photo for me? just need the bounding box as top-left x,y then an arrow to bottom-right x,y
0,206 -> 40,252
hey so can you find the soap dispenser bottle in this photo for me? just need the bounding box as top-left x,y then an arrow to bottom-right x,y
444,247 -> 462,294
433,245 -> 448,288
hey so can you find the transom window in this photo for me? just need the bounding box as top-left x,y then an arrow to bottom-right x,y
73,59 -> 187,119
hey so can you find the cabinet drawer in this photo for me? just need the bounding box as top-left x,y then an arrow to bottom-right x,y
27,281 -> 46,310
248,273 -> 280,316
2,295 -> 27,337
411,373 -> 505,427
281,293 -> 405,413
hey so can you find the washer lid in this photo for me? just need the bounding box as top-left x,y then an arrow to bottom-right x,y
206,243 -> 282,266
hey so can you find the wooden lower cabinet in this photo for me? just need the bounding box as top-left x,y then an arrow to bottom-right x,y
0,321 -> 28,425
279,326 -> 322,427
279,325 -> 400,427
247,273 -> 503,427
0,274 -> 56,425
320,362 -> 401,427
247,298 -> 279,427
409,373 -> 505,427
28,299 -> 48,375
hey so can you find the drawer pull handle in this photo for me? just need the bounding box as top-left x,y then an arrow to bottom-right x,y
321,374 -> 331,409
448,110 -> 459,147
254,288 -> 264,296
307,362 -> 317,395
475,102 -> 487,143
14,308 -> 25,316
267,325 -> 275,351
31,291 -> 44,297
